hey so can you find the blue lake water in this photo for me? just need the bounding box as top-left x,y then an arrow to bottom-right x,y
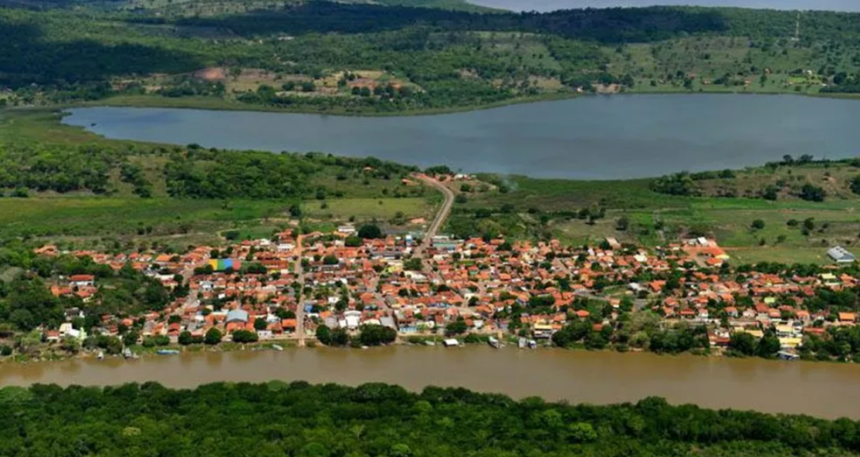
467,0 -> 860,12
63,94 -> 860,180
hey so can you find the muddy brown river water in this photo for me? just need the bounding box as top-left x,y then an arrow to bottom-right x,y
2,347 -> 859,419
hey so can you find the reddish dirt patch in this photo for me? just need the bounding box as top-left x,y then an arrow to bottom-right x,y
194,67 -> 227,81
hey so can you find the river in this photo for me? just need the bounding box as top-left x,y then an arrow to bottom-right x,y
63,95 -> 860,179
466,0 -> 860,13
2,347 -> 860,419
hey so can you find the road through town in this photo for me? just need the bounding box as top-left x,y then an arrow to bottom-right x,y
414,173 -> 455,256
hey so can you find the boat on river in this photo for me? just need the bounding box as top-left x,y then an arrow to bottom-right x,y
97,351 -> 104,360
488,337 -> 501,349
518,338 -> 527,349
272,344 -> 283,352
157,349 -> 181,356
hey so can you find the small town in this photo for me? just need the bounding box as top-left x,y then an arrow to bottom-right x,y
23,221 -> 860,363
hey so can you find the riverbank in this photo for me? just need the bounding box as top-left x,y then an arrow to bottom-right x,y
2,345 -> 859,419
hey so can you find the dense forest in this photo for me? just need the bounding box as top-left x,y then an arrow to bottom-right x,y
1,3 -> 860,113
1,381 -> 860,456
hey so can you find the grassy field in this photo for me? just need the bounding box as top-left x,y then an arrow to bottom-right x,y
457,172 -> 860,264
302,197 -> 435,222
0,197 -> 296,249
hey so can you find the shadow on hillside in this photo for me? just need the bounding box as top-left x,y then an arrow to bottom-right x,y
0,20 -> 202,87
171,2 -> 729,43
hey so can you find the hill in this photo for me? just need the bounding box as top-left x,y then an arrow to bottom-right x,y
0,3 -> 859,114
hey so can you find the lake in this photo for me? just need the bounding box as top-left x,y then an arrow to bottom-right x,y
2,347 -> 860,419
64,95 -> 860,180
465,0 -> 860,13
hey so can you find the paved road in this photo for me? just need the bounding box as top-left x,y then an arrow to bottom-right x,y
414,174 -> 455,256
294,234 -> 306,347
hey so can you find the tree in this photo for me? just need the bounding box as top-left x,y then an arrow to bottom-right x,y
345,236 -> 362,247
232,330 -> 259,343
757,331 -> 781,359
178,331 -> 194,345
751,219 -> 765,230
728,332 -> 757,356
358,224 -> 383,239
329,327 -> 350,346
616,216 -> 630,231
444,318 -> 468,337
358,324 -> 396,346
316,325 -> 332,345
122,331 -> 140,347
205,327 -> 222,345
568,422 -> 598,443
552,320 -> 590,347
254,319 -> 268,331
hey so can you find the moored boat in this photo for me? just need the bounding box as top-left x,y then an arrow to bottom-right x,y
157,349 -> 180,356
488,336 -> 500,349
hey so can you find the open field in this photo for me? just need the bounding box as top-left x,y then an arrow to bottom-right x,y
302,197 -> 435,222
0,198 -> 292,236
457,172 -> 860,263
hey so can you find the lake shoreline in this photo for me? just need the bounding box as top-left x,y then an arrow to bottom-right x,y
58,94 -> 860,180
33,88 -> 858,119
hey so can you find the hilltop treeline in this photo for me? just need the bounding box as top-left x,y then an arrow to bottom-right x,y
1,381 -> 860,456
2,4 -> 860,87
174,3 -> 730,42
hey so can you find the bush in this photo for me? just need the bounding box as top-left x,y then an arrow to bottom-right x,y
799,183 -> 826,202
751,219 -> 765,230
